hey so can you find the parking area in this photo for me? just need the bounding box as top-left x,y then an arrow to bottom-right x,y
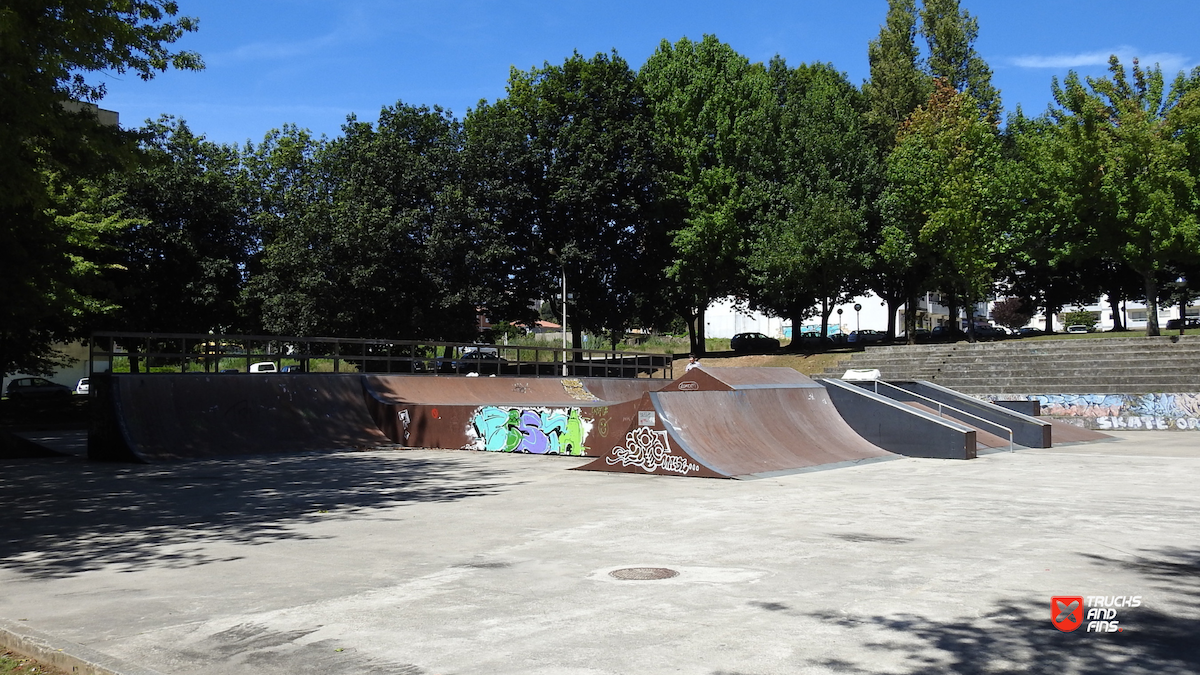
1,432 -> 1198,674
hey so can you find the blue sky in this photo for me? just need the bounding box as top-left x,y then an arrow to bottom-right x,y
99,0 -> 1200,146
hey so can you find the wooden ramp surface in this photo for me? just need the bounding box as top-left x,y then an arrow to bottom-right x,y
578,385 -> 894,479
91,374 -> 391,462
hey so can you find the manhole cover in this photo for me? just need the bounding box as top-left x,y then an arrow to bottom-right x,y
609,567 -> 679,580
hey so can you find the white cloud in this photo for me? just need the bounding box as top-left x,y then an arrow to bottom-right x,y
1010,45 -> 1192,73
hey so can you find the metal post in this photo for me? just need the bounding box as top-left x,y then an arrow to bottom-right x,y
561,265 -> 568,377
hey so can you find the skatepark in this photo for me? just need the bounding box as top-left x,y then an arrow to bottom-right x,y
2,339 -> 1199,674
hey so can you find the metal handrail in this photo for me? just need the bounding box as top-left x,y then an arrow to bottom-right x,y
871,379 -> 1013,452
88,331 -> 673,380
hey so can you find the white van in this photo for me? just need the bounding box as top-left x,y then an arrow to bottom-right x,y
249,362 -> 278,373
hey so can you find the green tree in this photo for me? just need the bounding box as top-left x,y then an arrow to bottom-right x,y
861,0 -> 933,339
1052,57 -> 1200,336
919,0 -> 1000,121
1001,112 -> 1113,333
240,124 -> 329,334
250,103 -> 477,340
99,117 -> 253,334
468,51 -> 669,350
1,0 -> 202,374
862,0 -> 932,151
639,35 -> 775,354
882,80 -> 1008,340
749,60 -> 878,344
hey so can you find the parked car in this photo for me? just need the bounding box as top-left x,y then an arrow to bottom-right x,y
5,377 -> 72,400
930,325 -> 968,342
973,325 -> 1008,341
1066,325 -> 1090,334
1165,318 -> 1200,330
846,329 -> 885,345
281,365 -> 304,373
793,331 -> 833,348
454,350 -> 508,374
249,361 -> 278,373
1018,327 -> 1045,338
730,332 -> 781,353
75,377 -> 90,395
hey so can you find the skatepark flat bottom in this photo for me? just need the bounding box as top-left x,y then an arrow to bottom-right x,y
2,431 -> 1198,674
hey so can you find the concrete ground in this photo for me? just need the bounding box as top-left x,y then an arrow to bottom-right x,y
1,432 -> 1198,674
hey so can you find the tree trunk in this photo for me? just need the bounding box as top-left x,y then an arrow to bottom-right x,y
571,323 -> 583,360
683,307 -> 698,355
1180,291 -> 1188,336
904,292 -> 918,345
884,295 -> 901,341
946,291 -> 959,338
1144,272 -> 1160,337
696,306 -> 707,356
1108,284 -> 1126,331
965,301 -> 976,343
818,296 -> 830,352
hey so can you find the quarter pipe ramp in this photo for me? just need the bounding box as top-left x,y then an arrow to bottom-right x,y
577,368 -> 895,479
89,373 -> 391,462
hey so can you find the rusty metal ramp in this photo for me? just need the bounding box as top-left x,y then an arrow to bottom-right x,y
576,386 -> 896,479
89,373 -> 392,462
362,375 -> 666,455
364,374 -> 662,406
660,366 -> 823,392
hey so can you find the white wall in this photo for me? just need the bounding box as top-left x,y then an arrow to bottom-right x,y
703,298 -> 787,339
2,342 -> 90,393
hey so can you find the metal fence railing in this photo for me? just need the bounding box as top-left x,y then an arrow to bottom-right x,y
871,379 -> 1013,451
88,331 -> 674,380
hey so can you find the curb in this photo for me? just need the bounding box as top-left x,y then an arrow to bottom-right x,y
0,619 -> 165,675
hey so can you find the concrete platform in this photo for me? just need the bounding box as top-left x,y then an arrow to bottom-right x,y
2,432 -> 1198,673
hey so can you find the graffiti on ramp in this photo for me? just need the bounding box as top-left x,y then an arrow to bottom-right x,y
468,406 -> 590,455
606,426 -> 700,475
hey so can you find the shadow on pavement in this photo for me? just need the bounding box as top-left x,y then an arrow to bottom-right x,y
778,546 -> 1200,675
0,450 -> 515,579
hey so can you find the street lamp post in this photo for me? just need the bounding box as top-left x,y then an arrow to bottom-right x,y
560,265 -> 568,376
854,303 -> 862,334
549,248 -> 568,376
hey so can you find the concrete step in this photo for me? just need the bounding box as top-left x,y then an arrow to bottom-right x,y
915,376 -> 1200,390
819,336 -> 1200,396
861,364 -> 1197,377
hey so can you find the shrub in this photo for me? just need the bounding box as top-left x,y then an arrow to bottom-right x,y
990,297 -> 1032,330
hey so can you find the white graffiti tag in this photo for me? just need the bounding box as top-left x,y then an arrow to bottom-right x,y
607,426 -> 699,475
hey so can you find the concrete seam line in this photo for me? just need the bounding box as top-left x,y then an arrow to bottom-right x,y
0,618 -> 166,675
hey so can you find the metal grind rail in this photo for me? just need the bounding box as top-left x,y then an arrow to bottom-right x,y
871,379 -> 1013,452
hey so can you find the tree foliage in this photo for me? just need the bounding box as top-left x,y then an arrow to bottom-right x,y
248,103 -> 477,340
881,80 -> 1007,337
1,0 -> 202,374
1052,57 -> 1200,335
918,0 -> 1000,120
99,117 -> 251,334
640,35 -> 775,353
862,0 -> 932,152
9,1 -> 1200,363
989,297 -> 1031,331
749,60 -> 879,342
466,51 -> 670,349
